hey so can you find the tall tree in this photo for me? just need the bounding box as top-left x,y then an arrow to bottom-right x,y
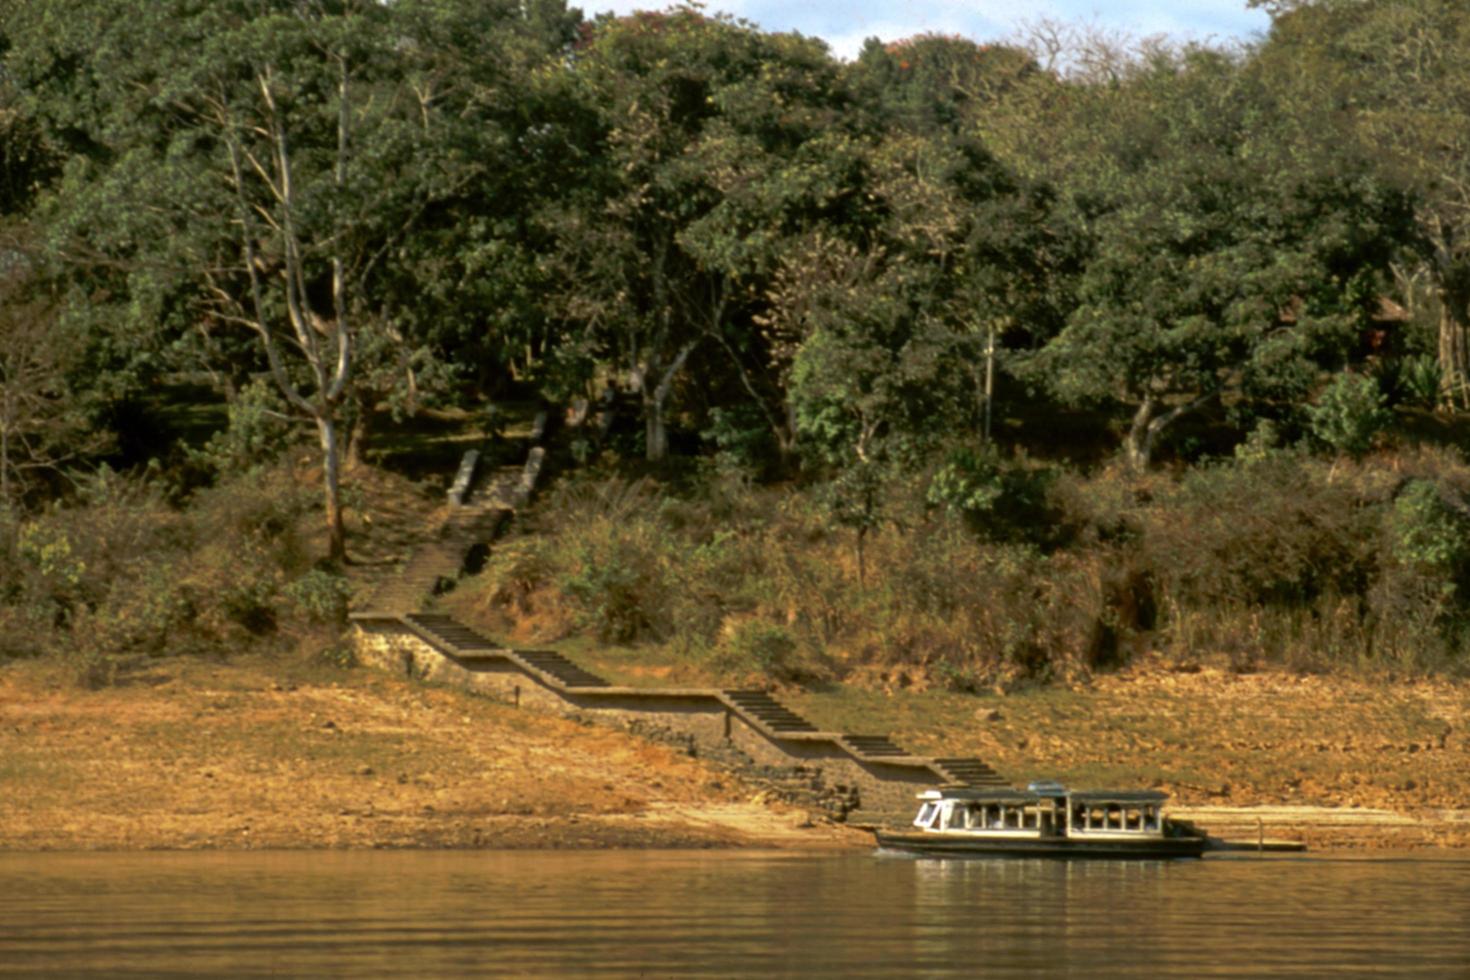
6,0 -> 572,559
550,8 -> 845,460
986,45 -> 1407,468
1257,0 -> 1470,409
0,251 -> 95,508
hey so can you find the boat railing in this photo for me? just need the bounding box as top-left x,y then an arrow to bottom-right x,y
913,788 -> 1171,839
1065,792 -> 1168,837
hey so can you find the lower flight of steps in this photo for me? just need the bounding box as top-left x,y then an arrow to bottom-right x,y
403,613 -> 611,689
389,610 -> 1010,790
720,690 -> 819,733
931,757 -> 1009,787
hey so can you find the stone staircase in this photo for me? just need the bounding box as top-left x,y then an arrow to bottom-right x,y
840,735 -> 910,758
720,690 -> 819,734
390,607 -> 1010,791
509,649 -> 614,690
931,757 -> 1008,787
361,448 -> 541,614
350,407 -> 1011,798
403,612 -> 502,653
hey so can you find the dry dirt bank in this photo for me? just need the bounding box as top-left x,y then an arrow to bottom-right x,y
4,651 -> 1467,852
0,654 -> 866,852
816,660 -> 1470,850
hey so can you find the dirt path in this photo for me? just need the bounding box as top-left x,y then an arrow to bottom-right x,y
0,655 -> 867,852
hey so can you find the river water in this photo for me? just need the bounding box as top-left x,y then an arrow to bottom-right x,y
1,849 -> 1466,977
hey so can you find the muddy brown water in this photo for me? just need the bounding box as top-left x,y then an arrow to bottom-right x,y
1,849 -> 1466,977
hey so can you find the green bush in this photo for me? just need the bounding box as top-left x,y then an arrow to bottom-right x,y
710,620 -> 824,685
1308,372 -> 1391,458
283,569 -> 352,625
455,456 -> 1470,686
1390,354 -> 1441,410
463,473 -> 1111,690
926,447 -> 1059,546
0,460 -> 331,667
1389,479 -> 1470,578
187,378 -> 296,477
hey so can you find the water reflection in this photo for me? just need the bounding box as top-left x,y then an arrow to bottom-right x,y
0,850 -> 1467,977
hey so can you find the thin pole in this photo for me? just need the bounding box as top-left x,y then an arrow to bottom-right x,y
983,321 -> 996,444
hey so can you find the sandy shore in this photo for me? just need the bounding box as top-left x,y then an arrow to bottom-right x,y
3,653 -> 1466,853
0,654 -> 867,852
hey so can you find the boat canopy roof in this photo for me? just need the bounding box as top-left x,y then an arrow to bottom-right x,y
1066,790 -> 1168,805
919,788 -> 1169,806
918,788 -> 1040,803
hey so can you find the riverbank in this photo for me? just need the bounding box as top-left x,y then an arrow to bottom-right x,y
789,659 -> 1470,851
0,653 -> 866,852
3,651 -> 1467,852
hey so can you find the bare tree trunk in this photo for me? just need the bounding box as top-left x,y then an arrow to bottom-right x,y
344,388 -> 371,469
642,339 -> 698,462
0,381 -> 10,508
1,413 -> 9,509
644,390 -> 668,462
317,414 -> 346,564
1125,397 -> 1157,471
1126,391 -> 1216,471
1438,295 -> 1470,411
983,322 -> 996,445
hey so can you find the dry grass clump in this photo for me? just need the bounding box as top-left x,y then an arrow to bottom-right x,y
453,444 -> 1470,690
0,463 -> 349,684
452,470 -> 1116,691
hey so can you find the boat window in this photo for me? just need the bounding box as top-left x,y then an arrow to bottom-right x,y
915,803 -> 936,828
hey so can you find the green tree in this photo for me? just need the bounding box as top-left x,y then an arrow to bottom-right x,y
992,46 -> 1406,468
0,249 -> 96,508
549,8 -> 846,461
7,0 -> 573,558
1256,1 -> 1470,411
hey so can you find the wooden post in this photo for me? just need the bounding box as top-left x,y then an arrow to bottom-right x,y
983,322 -> 996,444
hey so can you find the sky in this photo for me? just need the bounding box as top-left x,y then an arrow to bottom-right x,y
584,1 -> 1273,61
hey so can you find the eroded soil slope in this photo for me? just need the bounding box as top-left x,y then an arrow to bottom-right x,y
0,655 -> 865,851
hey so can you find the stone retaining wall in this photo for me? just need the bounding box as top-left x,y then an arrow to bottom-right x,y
353,619 -> 941,813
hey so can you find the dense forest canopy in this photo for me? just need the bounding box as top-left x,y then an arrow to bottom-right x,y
5,0 -> 1470,681
0,1 -> 1448,489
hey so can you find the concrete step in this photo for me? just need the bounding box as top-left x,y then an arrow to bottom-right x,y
843,735 -> 909,757
513,649 -> 612,688
404,614 -> 505,652
722,690 -> 819,733
931,757 -> 1009,786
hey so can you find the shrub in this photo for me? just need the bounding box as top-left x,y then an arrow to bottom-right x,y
283,569 -> 352,625
1390,354 -> 1441,409
1140,456 -> 1378,608
187,378 -> 295,477
710,620 -> 824,686
1388,479 -> 1470,579
1308,371 -> 1391,458
926,446 -> 1059,546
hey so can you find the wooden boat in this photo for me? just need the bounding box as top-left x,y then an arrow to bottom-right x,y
873,785 -> 1208,859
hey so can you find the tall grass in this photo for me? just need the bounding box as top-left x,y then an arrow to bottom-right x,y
456,446 -> 1470,689
0,463 -> 345,676
456,470 -> 1113,690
